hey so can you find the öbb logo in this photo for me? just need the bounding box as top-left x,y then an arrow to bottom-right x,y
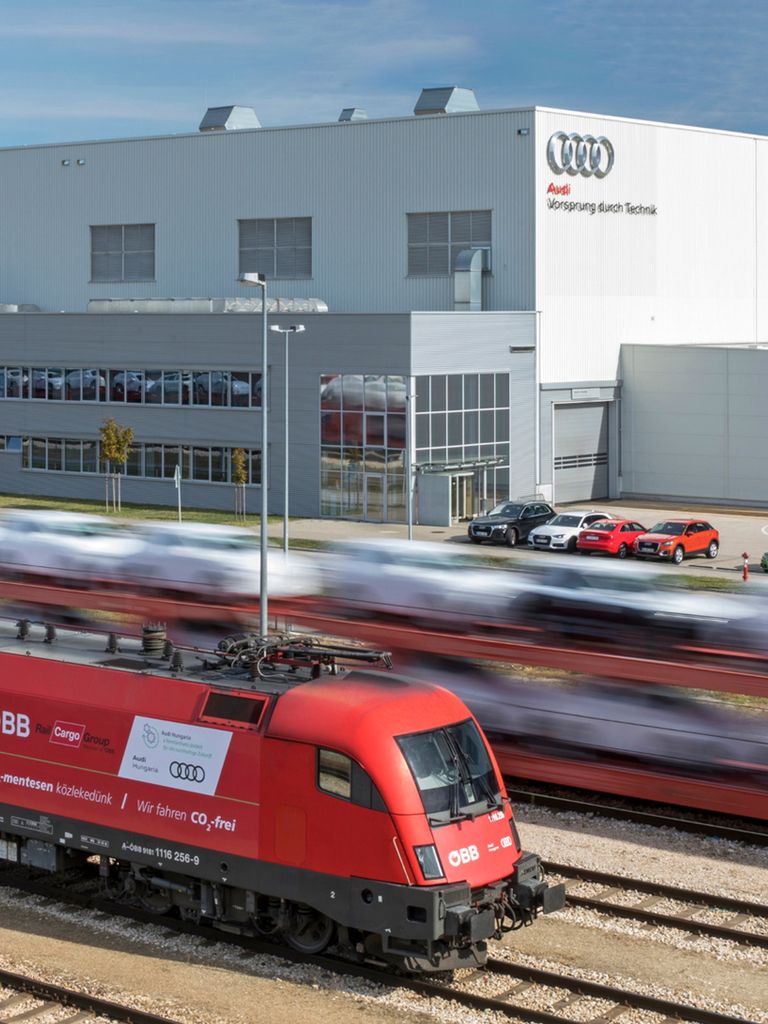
50,721 -> 85,747
2,711 -> 30,738
447,845 -> 480,868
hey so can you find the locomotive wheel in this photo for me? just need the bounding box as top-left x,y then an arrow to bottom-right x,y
138,889 -> 174,915
285,907 -> 335,954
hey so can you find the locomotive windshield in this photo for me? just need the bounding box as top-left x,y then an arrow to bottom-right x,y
397,719 -> 502,825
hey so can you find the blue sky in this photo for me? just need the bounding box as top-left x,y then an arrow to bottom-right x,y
1,0 -> 766,147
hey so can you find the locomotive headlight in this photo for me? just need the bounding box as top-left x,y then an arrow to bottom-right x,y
414,844 -> 445,880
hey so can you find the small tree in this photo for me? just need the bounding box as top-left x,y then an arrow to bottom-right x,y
100,417 -> 134,512
232,447 -> 247,521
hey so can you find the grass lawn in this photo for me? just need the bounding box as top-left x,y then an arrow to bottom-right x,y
0,491 -> 281,528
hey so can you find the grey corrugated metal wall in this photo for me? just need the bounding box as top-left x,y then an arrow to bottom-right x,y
620,344 -> 768,504
0,109 -> 536,316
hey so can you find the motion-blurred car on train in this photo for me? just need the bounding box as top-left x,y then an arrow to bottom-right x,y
0,510 -> 142,582
323,539 -> 521,628
0,513 -> 316,602
508,559 -> 768,656
126,522 -> 317,599
398,655 -> 768,784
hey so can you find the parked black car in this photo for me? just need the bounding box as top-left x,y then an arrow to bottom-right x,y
467,501 -> 555,548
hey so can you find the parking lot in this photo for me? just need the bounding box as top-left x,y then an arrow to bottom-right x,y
280,500 -> 768,583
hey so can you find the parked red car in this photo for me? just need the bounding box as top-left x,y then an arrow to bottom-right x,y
576,519 -> 647,559
633,520 -> 719,565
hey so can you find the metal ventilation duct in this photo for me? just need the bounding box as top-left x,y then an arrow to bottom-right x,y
453,248 -> 489,312
199,105 -> 261,132
414,87 -> 479,116
87,298 -> 329,314
338,108 -> 368,122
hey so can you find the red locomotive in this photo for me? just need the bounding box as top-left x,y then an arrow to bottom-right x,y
0,621 -> 563,972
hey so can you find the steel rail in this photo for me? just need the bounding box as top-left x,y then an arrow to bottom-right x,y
506,785 -> 768,843
483,959 -> 760,1024
0,967 -> 184,1024
545,861 -> 768,947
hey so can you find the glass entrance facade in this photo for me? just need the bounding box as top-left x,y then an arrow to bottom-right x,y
320,374 -> 406,520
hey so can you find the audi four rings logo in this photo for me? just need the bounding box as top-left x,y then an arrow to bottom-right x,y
170,761 -> 206,783
547,132 -> 615,178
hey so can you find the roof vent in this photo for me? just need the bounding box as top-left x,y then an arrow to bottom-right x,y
199,105 -> 261,132
338,108 -> 368,122
414,87 -> 479,116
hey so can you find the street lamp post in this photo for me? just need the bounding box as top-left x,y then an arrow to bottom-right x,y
270,324 -> 305,555
238,272 -> 269,637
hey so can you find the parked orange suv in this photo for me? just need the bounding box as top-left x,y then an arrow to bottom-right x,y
633,520 -> 719,565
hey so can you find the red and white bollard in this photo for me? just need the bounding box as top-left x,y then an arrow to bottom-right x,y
742,551 -> 749,581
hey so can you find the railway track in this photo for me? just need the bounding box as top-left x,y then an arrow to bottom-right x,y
0,968 -> 183,1024
507,785 -> 768,845
546,861 -> 768,947
1,866 -> 765,1024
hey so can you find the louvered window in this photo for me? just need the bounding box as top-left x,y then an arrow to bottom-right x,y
91,224 -> 155,282
239,217 -> 312,279
407,210 -> 491,276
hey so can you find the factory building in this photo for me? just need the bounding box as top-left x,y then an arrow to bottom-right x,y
0,89 -> 766,521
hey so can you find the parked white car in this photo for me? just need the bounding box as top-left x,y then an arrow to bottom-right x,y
527,510 -> 614,552
126,522 -> 317,598
0,510 -> 141,582
322,538 -> 522,629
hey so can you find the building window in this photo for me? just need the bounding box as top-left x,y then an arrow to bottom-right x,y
414,372 -> 511,504
239,217 -> 312,279
407,210 -> 491,276
3,366 -> 261,408
91,224 -> 155,282
320,373 -> 406,522
21,437 -> 261,484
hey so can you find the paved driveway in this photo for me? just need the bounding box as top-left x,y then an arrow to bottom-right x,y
283,500 -> 768,584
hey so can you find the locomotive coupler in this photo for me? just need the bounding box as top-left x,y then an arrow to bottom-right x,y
508,852 -> 566,920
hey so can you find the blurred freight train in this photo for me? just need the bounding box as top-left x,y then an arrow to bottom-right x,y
400,656 -> 768,786
0,622 -> 563,971
2,511 -> 768,669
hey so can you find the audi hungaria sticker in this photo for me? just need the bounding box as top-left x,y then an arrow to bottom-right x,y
118,716 -> 232,796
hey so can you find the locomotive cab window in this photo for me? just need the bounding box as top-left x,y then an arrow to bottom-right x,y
317,749 -> 386,811
397,719 -> 502,826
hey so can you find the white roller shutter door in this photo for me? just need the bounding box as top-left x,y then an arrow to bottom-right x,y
554,403 -> 608,503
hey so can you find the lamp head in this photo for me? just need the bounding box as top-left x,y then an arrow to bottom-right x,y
270,324 -> 306,334
238,272 -> 266,287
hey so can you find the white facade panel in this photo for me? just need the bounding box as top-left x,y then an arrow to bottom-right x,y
535,110 -> 765,385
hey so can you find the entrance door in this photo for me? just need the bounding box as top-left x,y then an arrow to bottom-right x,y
364,474 -> 385,521
450,474 -> 474,521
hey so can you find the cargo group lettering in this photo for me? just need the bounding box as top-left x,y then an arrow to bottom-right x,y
137,798 -> 187,822
547,198 -> 658,216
